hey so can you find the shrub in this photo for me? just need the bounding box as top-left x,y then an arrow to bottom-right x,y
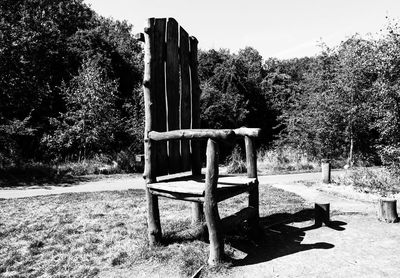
336,167 -> 400,197
257,147 -> 320,174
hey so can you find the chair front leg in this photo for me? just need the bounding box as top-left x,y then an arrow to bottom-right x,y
204,138 -> 224,265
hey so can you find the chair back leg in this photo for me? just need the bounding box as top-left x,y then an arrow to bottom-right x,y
245,136 -> 259,219
146,189 -> 162,245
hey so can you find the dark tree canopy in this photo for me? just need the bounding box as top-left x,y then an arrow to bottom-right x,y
0,0 -> 143,166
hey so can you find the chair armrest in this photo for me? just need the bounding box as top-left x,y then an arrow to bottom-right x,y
148,127 -> 262,141
233,127 -> 262,138
148,129 -> 235,141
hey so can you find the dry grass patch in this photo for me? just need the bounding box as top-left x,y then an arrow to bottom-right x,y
0,185 -> 309,277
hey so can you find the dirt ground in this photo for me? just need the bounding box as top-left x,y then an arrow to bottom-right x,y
228,174 -> 400,278
1,170 -> 399,277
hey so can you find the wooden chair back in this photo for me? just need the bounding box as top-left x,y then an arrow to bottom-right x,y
143,18 -> 201,178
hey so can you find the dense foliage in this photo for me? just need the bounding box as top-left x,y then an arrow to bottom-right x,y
2,0 -> 400,170
0,0 -> 143,168
267,22 -> 400,167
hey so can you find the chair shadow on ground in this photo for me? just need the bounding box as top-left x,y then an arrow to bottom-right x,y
226,208 -> 347,266
158,208 -> 347,267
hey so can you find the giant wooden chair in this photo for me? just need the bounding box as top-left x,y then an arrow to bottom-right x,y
139,18 -> 261,265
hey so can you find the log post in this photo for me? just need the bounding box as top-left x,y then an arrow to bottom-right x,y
377,199 -> 399,223
321,159 -> 331,184
190,36 -> 204,225
315,203 -> 330,227
143,18 -> 162,245
146,188 -> 162,245
204,139 -> 224,265
245,136 -> 259,220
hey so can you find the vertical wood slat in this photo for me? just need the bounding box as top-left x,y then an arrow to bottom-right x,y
152,18 -> 168,176
166,18 -> 181,174
180,26 -> 191,171
190,36 -> 202,176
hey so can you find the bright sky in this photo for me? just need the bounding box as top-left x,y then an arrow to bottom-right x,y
84,0 -> 400,60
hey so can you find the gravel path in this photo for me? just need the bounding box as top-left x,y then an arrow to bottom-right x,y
233,171 -> 400,278
0,170 -> 339,199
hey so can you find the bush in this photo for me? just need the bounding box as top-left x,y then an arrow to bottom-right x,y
336,167 -> 400,197
257,147 -> 320,174
115,150 -> 143,173
0,162 -> 60,187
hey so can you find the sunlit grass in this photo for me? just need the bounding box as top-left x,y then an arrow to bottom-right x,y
0,186 -> 309,277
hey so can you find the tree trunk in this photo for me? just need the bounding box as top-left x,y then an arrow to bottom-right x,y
348,137 -> 354,167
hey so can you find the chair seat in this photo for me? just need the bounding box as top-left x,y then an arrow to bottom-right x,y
147,174 -> 257,202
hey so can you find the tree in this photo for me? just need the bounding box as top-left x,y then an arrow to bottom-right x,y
199,47 -> 273,135
0,0 -> 144,165
265,38 -> 379,162
42,58 -> 120,161
371,20 -> 400,166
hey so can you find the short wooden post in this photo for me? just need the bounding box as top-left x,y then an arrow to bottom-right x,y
321,159 -> 331,184
245,136 -> 259,219
204,139 -> 224,265
378,199 -> 399,223
315,203 -> 330,227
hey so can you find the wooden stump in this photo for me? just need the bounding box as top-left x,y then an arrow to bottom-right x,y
321,159 -> 331,184
377,199 -> 399,223
315,203 -> 330,227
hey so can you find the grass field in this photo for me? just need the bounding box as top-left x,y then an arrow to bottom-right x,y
0,185 -> 310,277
